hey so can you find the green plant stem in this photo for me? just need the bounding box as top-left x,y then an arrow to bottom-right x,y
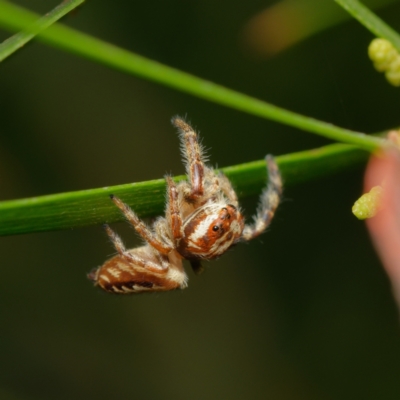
0,143 -> 369,236
335,0 -> 400,52
0,0 -> 85,62
0,1 -> 387,151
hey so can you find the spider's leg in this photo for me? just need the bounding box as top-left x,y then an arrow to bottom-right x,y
171,116 -> 206,202
242,155 -> 282,241
216,172 -> 239,206
110,195 -> 173,255
103,224 -> 168,272
165,176 -> 184,242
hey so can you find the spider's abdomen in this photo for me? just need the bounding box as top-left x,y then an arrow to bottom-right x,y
89,247 -> 187,294
178,204 -> 244,259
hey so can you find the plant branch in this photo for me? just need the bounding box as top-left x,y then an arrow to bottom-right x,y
0,1 -> 387,151
0,0 -> 85,62
0,143 -> 369,236
335,0 -> 400,52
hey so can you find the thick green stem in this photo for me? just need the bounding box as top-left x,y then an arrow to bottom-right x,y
0,143 -> 369,236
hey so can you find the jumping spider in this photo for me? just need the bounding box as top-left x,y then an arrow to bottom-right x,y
88,117 -> 282,294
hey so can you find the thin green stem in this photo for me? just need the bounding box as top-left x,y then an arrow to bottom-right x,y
0,0 -> 85,62
335,0 -> 400,52
0,143 -> 369,236
0,1 -> 388,151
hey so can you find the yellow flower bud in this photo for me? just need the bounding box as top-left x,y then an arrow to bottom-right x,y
368,38 -> 398,71
368,38 -> 400,87
352,186 -> 383,220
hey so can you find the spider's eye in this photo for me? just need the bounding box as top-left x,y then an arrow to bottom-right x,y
212,225 -> 220,232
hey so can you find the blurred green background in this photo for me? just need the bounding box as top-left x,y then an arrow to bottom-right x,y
1,1 -> 400,399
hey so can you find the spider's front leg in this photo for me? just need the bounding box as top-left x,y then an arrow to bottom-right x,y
242,155 -> 282,241
215,172 -> 239,206
165,176 -> 183,243
110,194 -> 173,255
102,224 -> 169,272
171,117 -> 207,203
166,175 -> 205,275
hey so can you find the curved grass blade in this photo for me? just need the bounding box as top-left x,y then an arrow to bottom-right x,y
335,0 -> 400,52
0,0 -> 85,62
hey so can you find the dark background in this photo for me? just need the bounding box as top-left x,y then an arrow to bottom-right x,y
1,1 -> 400,399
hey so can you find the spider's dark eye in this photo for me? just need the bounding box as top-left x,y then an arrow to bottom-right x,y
212,225 -> 219,231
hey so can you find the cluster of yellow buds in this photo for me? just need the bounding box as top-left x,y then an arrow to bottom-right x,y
368,38 -> 400,87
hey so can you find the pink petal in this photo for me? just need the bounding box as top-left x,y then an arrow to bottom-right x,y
365,149 -> 400,302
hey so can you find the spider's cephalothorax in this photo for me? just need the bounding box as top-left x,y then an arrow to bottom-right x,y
177,203 -> 244,260
88,117 -> 282,294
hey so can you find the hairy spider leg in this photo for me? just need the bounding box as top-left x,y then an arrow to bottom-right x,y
110,195 -> 173,255
171,116 -> 206,202
242,155 -> 282,241
215,172 -> 239,206
165,176 -> 183,242
103,224 -> 169,272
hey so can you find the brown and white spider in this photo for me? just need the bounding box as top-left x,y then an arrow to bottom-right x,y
88,117 -> 282,294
